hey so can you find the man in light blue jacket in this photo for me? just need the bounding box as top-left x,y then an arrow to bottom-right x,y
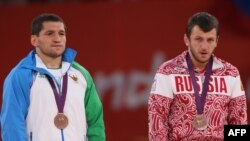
1,13 -> 105,141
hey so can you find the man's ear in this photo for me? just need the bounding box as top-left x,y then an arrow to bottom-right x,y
184,34 -> 190,47
31,35 -> 37,47
216,35 -> 219,45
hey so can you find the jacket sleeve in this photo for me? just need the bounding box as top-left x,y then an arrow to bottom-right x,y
1,69 -> 32,141
72,62 -> 105,141
148,73 -> 173,141
228,75 -> 248,124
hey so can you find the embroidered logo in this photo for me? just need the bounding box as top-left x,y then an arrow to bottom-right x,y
38,74 -> 46,78
69,74 -> 78,82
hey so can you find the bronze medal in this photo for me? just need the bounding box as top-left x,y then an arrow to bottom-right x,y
47,74 -> 69,130
192,115 -> 208,130
186,54 -> 213,131
54,113 -> 68,129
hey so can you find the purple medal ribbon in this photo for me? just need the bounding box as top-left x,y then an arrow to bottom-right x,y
186,53 -> 213,115
47,73 -> 68,113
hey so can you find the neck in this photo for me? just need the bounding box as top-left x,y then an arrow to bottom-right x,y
193,62 -> 207,71
194,67 -> 206,74
188,52 -> 208,70
44,58 -> 62,69
37,54 -> 62,69
45,58 -> 62,69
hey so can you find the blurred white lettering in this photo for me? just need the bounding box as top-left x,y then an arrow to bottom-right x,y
94,52 -> 166,110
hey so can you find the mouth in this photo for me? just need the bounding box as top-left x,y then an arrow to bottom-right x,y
199,52 -> 209,59
200,51 -> 208,55
51,45 -> 63,48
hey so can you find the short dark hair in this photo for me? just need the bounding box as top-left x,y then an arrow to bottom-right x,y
31,13 -> 65,36
185,12 -> 219,38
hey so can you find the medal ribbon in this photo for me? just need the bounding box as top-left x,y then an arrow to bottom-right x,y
47,73 -> 68,113
186,53 -> 213,115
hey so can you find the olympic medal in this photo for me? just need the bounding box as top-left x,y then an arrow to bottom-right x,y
54,113 -> 68,129
192,115 -> 208,130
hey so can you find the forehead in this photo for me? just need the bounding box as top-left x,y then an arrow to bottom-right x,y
191,25 -> 217,38
41,21 -> 65,31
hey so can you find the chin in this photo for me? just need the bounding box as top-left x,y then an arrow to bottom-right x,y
199,55 -> 211,61
50,52 -> 64,58
199,59 -> 210,64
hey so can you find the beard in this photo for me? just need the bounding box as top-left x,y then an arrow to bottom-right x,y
36,46 -> 65,59
189,46 -> 213,64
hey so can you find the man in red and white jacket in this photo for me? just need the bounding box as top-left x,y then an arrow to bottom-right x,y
148,12 -> 247,141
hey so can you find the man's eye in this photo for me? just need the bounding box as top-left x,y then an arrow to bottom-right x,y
208,39 -> 215,43
46,32 -> 53,35
196,38 -> 202,42
59,32 -> 65,36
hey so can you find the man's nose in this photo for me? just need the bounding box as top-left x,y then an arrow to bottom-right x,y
200,41 -> 209,49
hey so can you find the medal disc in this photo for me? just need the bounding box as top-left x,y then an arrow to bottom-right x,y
192,115 -> 208,130
54,113 -> 68,129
